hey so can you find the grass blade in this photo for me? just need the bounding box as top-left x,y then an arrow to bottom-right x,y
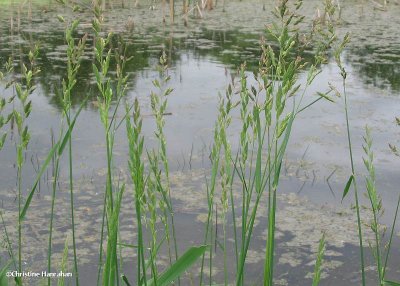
20,99 -> 87,221
20,141 -> 59,221
384,281 -> 400,286
0,261 -> 12,286
383,194 -> 400,278
148,245 -> 208,286
342,174 -> 354,202
122,275 -> 132,286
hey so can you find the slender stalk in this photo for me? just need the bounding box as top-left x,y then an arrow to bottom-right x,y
47,156 -> 61,286
383,194 -> 400,278
343,78 -> 366,286
62,20 -> 86,286
68,117 -> 80,285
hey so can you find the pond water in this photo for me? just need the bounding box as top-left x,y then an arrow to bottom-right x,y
0,0 -> 400,285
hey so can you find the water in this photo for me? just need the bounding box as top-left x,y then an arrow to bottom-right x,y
0,0 -> 400,284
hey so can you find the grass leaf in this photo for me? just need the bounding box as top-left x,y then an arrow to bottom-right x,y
0,260 -> 12,286
122,274 -> 132,286
147,245 -> 208,286
342,175 -> 354,202
20,98 -> 87,221
384,281 -> 400,286
316,91 -> 335,103
20,141 -> 59,220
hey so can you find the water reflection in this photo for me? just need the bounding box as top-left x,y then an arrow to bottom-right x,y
1,0 -> 400,106
349,45 -> 400,91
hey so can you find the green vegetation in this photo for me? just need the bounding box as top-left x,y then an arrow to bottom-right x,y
0,0 -> 399,285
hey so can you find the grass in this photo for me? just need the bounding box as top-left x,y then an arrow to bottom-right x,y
334,31 -> 367,286
0,0 -> 400,285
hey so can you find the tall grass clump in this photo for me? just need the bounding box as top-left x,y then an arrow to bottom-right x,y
124,52 -> 208,285
197,0 -> 343,284
4,13 -> 87,286
3,0 -> 400,285
2,35 -> 87,286
0,47 -> 43,286
92,5 -> 130,284
91,3 -> 206,284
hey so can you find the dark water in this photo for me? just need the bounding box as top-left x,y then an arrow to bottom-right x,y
0,0 -> 400,285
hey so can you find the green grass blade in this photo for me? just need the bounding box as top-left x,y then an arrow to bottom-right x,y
383,193 -> 400,278
20,140 -> 59,220
147,245 -> 208,286
384,281 -> 400,286
312,233 -> 326,286
117,243 -> 138,249
122,275 -> 132,286
20,98 -> 87,221
342,175 -> 354,202
0,260 -> 12,286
